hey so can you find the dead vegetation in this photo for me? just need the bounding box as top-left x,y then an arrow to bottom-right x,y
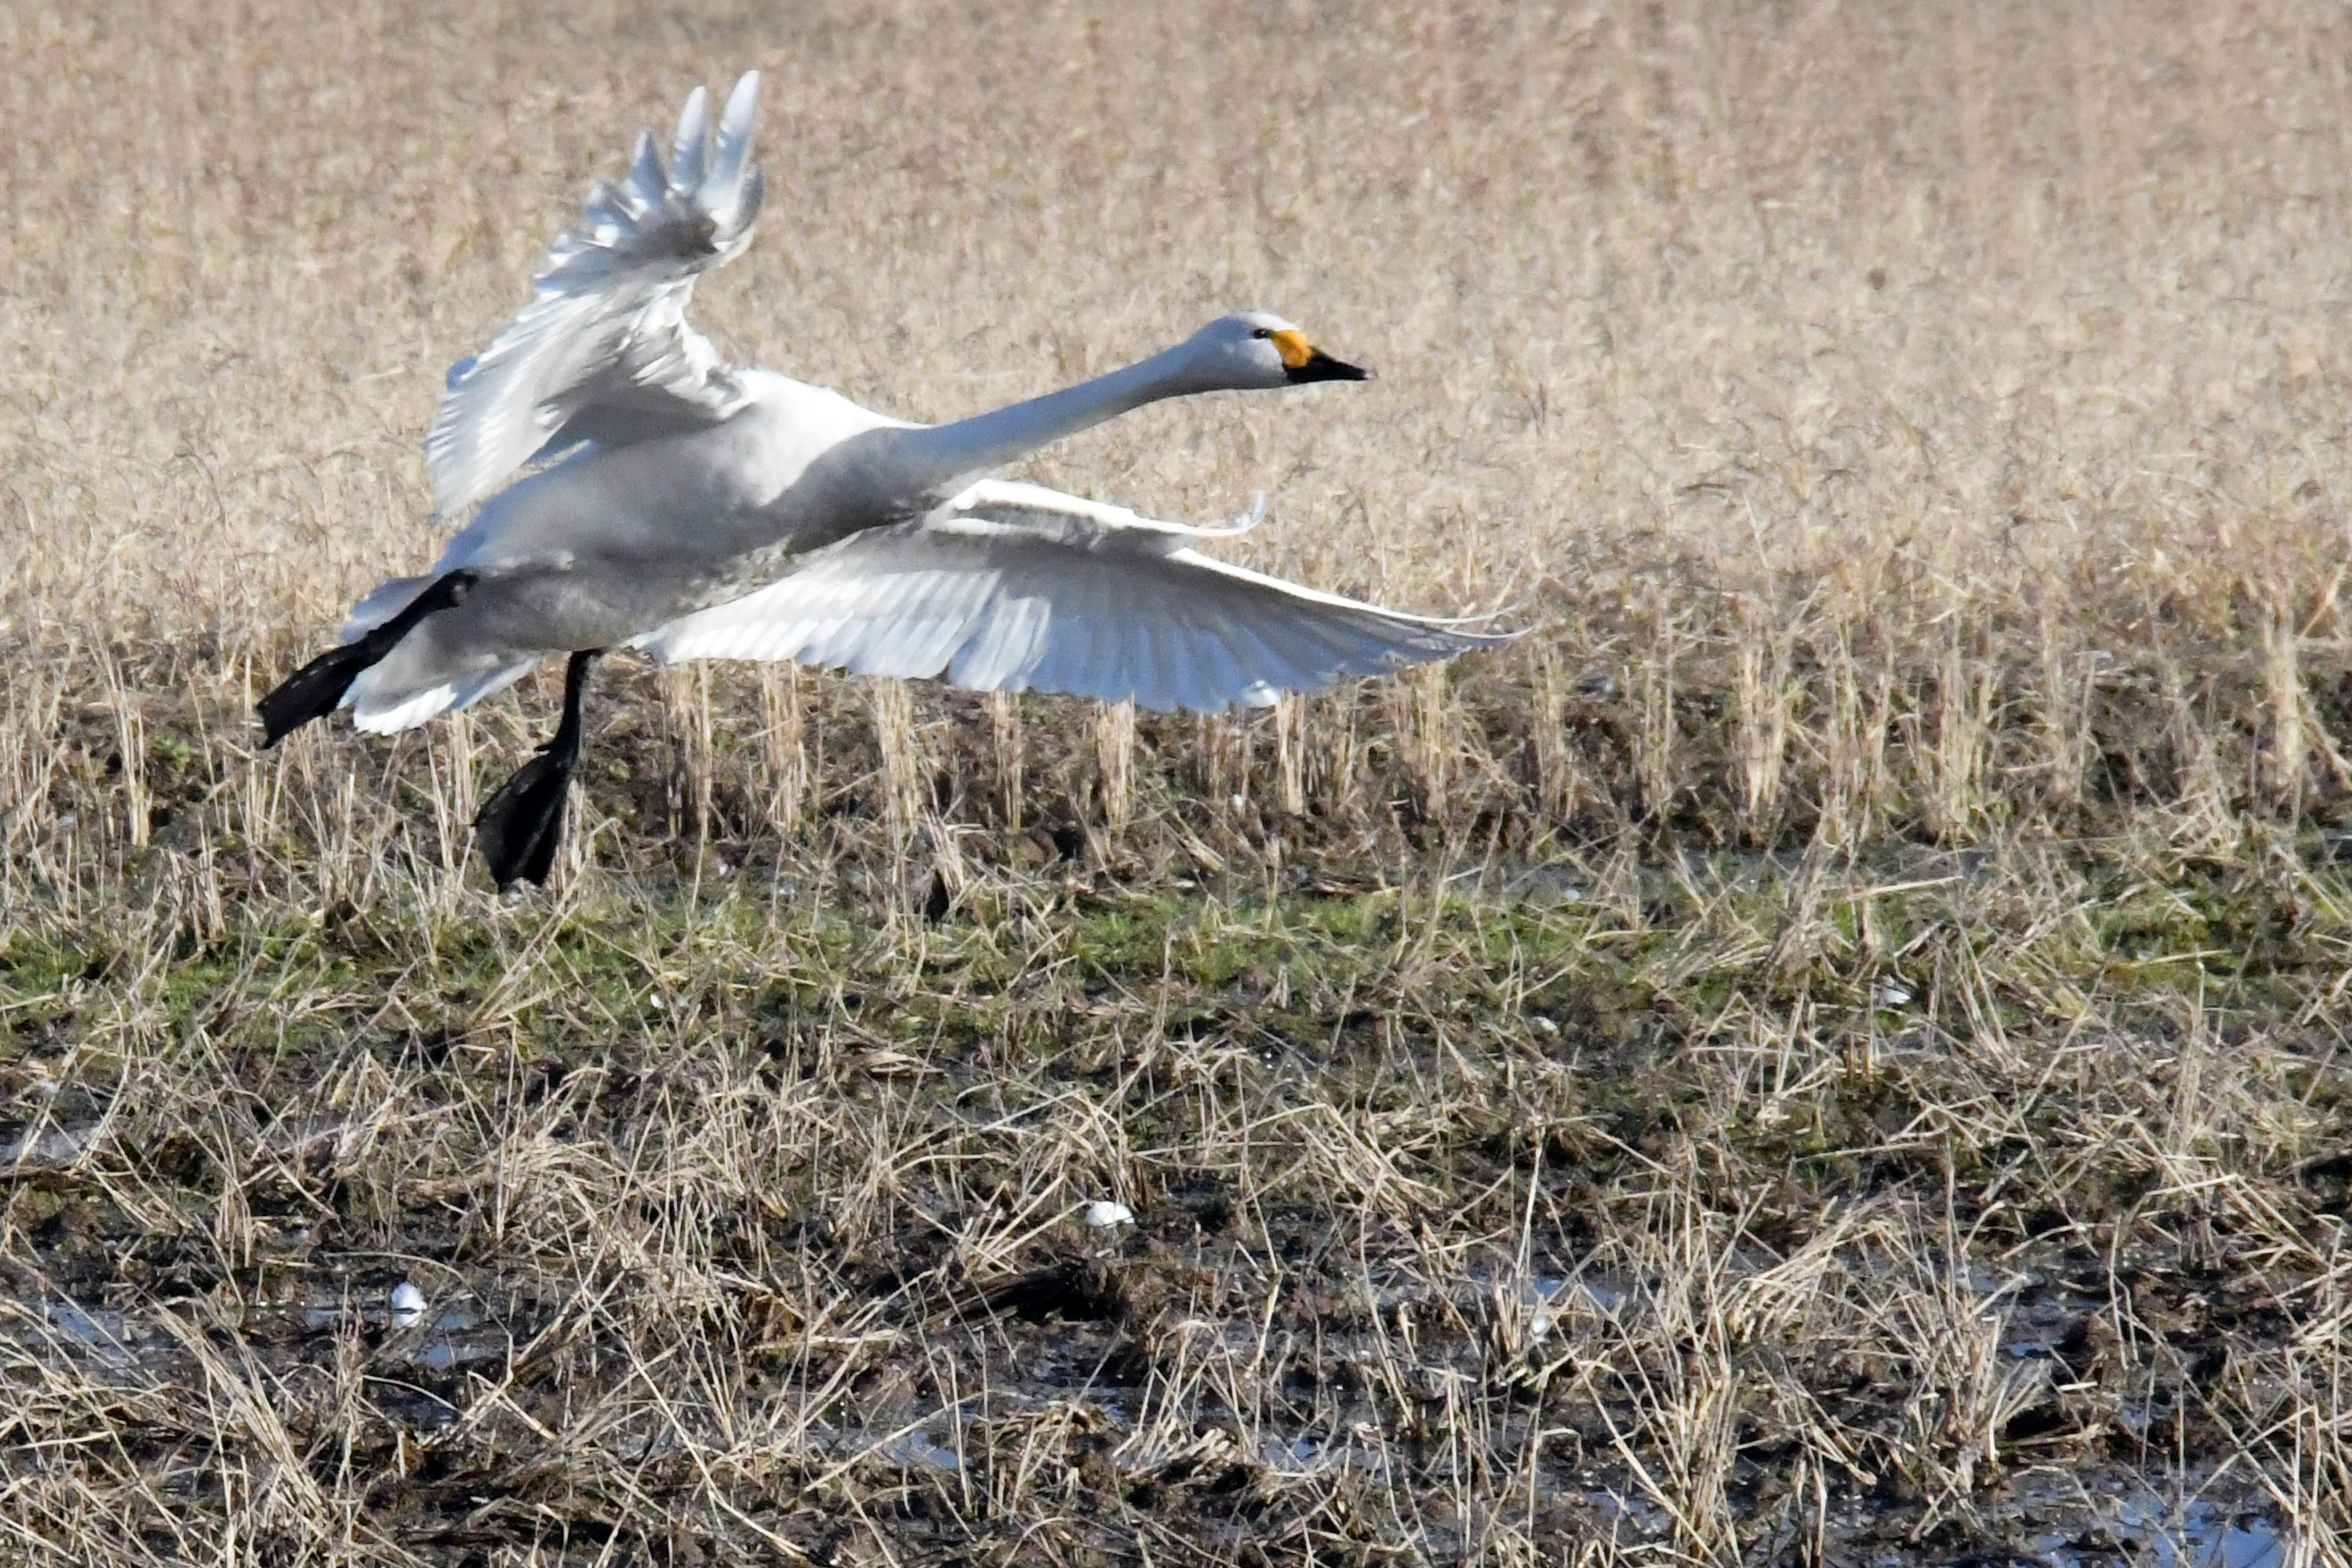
4,1 -> 2351,1562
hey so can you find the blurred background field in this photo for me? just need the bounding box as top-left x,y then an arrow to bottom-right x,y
2,2 -> 2350,1562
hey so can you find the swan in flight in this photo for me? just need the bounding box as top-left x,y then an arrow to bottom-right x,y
260,71 -> 1515,886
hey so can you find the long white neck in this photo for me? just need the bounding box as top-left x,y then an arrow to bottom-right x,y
892,342 -> 1213,499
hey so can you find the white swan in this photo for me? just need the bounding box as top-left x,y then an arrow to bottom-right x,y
259,71 -> 1515,885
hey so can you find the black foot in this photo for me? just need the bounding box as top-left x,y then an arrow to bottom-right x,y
256,643 -> 385,748
257,571 -> 480,747
475,650 -> 600,889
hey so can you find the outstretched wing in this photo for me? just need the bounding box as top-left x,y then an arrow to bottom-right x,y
427,72 -> 767,519
627,481 -> 1520,713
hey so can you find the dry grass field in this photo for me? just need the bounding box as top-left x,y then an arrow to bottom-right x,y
6,0 -> 2352,1561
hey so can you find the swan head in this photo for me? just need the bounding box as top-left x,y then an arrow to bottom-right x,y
1182,312 -> 1371,390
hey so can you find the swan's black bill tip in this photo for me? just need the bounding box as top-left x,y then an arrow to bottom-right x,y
1285,349 -> 1370,385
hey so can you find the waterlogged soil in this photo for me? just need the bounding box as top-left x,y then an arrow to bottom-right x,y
2,844 -> 2343,1562
0,1205 -> 2299,1564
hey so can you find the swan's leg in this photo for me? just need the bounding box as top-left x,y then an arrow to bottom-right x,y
257,570 -> 482,747
474,649 -> 601,889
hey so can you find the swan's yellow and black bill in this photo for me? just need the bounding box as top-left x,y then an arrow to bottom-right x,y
1273,328 -> 1371,385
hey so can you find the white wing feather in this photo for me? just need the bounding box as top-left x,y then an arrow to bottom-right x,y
427,72 -> 767,519
628,486 -> 1518,713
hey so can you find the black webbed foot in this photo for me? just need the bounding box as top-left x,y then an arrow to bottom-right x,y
475,650 -> 600,889
257,571 -> 480,747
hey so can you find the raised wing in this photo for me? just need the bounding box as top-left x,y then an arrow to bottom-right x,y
426,72 -> 767,519
627,482 -> 1519,713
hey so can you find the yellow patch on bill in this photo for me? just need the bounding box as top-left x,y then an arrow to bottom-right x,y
1270,328 -> 1314,370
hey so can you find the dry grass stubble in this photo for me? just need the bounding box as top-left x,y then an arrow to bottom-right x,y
3,1 -> 2351,1561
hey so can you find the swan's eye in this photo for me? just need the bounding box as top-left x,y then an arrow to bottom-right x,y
1251,328 -> 1272,339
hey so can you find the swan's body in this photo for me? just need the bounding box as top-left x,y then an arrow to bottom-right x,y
344,372 -> 911,729
262,70 -> 1513,883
